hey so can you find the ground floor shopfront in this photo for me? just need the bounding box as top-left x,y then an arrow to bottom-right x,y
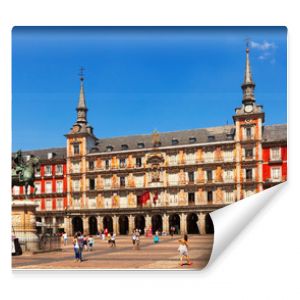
36,205 -> 220,236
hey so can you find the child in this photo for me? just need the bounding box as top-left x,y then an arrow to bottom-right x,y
87,235 -> 94,251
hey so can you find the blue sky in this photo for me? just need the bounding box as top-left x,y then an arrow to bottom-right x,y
12,27 -> 287,151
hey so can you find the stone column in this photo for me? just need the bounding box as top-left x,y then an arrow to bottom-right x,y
64,216 -> 71,236
145,214 -> 151,229
52,216 -> 57,234
128,215 -> 134,233
162,214 -> 169,233
83,216 -> 89,235
180,213 -> 187,235
97,216 -> 103,232
113,215 -> 119,235
198,213 -> 206,235
41,216 -> 46,234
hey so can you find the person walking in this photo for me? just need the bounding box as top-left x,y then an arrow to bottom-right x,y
131,230 -> 136,249
87,235 -> 94,251
135,230 -> 140,250
153,231 -> 159,244
178,234 -> 192,266
73,234 -> 80,262
77,232 -> 84,262
63,232 -> 68,246
111,233 -> 116,247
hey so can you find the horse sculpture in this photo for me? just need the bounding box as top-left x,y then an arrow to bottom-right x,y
12,155 -> 40,198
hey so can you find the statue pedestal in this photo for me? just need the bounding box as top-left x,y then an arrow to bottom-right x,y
12,200 -> 40,253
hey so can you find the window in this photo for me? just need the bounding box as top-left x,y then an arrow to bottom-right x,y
245,148 -> 253,159
56,198 -> 63,210
271,167 -> 281,181
136,157 -> 142,167
35,182 -> 41,194
169,154 -> 177,165
105,159 -> 110,169
88,161 -> 94,170
135,175 -> 144,188
120,176 -> 126,187
225,191 -> 234,203
104,196 -> 111,208
245,127 -> 252,139
14,186 -> 20,195
188,172 -> 194,183
35,169 -> 41,177
73,197 -> 81,209
121,144 -> 128,151
246,169 -> 253,180
56,164 -> 63,175
137,142 -> 144,149
72,180 -> 80,192
168,173 -> 178,186
204,151 -> 214,162
73,162 -> 80,173
56,181 -> 63,193
120,194 -> 127,208
172,138 -> 179,145
207,191 -> 213,203
106,146 -> 113,152
208,135 -> 215,142
188,192 -> 195,204
270,147 -> 281,161
45,181 -> 52,193
46,199 -> 52,211
206,170 -> 213,182
186,152 -> 195,164
73,143 -> 80,155
88,197 -> 97,209
89,178 -> 95,190
224,169 -> 233,182
45,165 -> 52,176
119,158 -> 126,168
169,192 -> 178,205
104,177 -> 111,189
189,137 -> 196,144
224,150 -> 233,162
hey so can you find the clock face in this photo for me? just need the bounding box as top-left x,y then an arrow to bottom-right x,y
73,125 -> 81,133
244,104 -> 253,113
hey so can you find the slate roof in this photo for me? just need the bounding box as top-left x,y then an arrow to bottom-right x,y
94,125 -> 236,153
13,124 -> 287,156
262,124 -> 287,143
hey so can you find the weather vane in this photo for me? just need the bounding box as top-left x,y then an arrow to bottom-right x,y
79,66 -> 85,81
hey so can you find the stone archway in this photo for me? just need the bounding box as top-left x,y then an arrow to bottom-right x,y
72,216 -> 83,235
119,215 -> 129,235
103,215 -> 113,233
151,214 -> 162,234
205,214 -> 214,234
187,213 -> 200,234
169,214 -> 180,234
89,216 -> 98,235
134,215 -> 145,234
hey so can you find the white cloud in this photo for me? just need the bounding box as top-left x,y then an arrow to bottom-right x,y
250,41 -> 276,50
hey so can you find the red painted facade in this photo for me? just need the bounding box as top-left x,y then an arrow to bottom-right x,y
262,144 -> 287,188
12,158 -> 67,212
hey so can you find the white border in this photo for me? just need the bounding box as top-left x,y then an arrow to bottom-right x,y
1,1 -> 298,299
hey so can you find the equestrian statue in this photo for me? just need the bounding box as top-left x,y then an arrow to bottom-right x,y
12,150 -> 40,198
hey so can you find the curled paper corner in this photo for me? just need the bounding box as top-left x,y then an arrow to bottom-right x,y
206,182 -> 287,267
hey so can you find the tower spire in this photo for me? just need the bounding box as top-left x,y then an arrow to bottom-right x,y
241,44 -> 256,104
76,67 -> 88,124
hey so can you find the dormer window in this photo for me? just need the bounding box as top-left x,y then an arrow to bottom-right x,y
106,145 -> 113,152
137,142 -> 145,149
208,135 -> 215,142
226,134 -> 233,140
189,137 -> 196,144
47,152 -> 56,159
172,138 -> 179,145
121,144 -> 128,151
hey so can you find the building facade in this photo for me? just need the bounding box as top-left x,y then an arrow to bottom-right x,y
12,47 -> 287,236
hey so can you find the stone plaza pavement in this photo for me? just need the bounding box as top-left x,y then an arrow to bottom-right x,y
12,234 -> 214,270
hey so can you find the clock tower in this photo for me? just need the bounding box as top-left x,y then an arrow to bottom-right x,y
65,71 -> 97,211
233,46 -> 265,200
